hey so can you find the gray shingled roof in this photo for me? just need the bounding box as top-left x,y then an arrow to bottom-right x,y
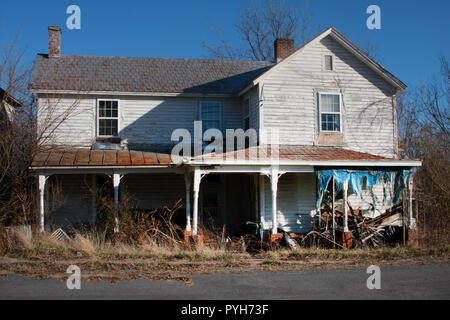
29,54 -> 274,95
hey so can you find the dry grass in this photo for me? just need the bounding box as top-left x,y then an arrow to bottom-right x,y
0,227 -> 448,284
1,227 -> 448,263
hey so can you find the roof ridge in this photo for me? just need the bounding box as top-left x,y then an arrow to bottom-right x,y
36,53 -> 274,65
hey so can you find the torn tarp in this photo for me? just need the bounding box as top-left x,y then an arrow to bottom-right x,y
315,169 -> 414,215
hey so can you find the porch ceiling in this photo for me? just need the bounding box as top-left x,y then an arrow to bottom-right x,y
31,149 -> 180,168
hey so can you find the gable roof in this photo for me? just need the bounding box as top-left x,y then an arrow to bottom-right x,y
29,26 -> 405,96
239,26 -> 407,95
28,54 -> 273,96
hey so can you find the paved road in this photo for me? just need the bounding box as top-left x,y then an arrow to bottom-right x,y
0,264 -> 449,299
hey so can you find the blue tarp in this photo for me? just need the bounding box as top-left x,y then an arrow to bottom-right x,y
315,169 -> 414,214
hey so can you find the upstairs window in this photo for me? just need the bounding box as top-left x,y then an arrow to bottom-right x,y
319,93 -> 341,132
98,100 -> 119,137
243,98 -> 250,131
200,101 -> 222,134
324,55 -> 334,71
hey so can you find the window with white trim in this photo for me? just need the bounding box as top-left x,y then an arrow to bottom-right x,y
200,101 -> 221,134
319,93 -> 341,132
97,100 -> 119,137
243,98 -> 250,130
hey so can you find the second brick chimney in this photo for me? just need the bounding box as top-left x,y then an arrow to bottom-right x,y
48,26 -> 62,58
274,38 -> 294,62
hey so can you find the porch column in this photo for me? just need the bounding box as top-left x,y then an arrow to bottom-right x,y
259,175 -> 266,229
192,167 -> 202,235
38,174 -> 48,233
270,168 -> 279,235
113,173 -> 121,233
408,177 -> 415,229
343,179 -> 349,232
184,172 -> 192,232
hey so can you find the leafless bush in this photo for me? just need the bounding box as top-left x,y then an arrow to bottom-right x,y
0,36 -> 85,228
398,56 -> 450,245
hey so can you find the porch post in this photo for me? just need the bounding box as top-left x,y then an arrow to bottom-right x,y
192,167 -> 201,235
184,171 -> 192,232
408,177 -> 415,229
113,173 -> 121,233
270,168 -> 279,235
259,175 -> 265,229
38,174 -> 48,233
343,179 -> 349,232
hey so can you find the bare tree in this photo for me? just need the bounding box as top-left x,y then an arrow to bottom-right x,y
398,56 -> 450,245
0,36 -> 83,227
202,0 -> 314,61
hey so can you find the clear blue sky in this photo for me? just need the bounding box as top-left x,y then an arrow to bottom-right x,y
0,0 -> 448,90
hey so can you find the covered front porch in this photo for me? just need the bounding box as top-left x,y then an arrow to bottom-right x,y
31,146 -> 422,246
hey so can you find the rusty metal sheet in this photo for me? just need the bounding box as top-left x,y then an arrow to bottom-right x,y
156,153 -> 171,165
60,151 -> 77,166
117,151 -> 132,165
130,151 -> 145,165
103,150 -> 117,165
46,151 -> 64,166
32,152 -> 50,167
143,152 -> 158,165
89,150 -> 104,166
76,150 -> 91,166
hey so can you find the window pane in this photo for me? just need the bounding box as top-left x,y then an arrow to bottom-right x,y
321,94 -> 340,113
105,101 -> 111,117
203,120 -> 220,131
99,101 -> 105,117
321,113 -> 340,131
99,119 -> 118,136
201,102 -> 221,132
111,101 -> 118,117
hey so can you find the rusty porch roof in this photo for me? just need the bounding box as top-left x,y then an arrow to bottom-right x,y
31,149 -> 180,168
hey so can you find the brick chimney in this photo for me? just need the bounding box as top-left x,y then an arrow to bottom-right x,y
48,26 -> 62,58
274,38 -> 294,62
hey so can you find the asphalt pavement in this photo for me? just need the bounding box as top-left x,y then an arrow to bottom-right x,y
0,263 -> 449,299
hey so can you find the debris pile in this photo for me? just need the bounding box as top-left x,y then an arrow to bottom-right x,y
306,203 -> 406,248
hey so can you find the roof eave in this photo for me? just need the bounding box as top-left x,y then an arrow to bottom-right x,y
29,89 -> 236,98
187,159 -> 422,167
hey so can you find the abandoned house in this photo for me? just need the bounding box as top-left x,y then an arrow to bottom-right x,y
29,25 -> 421,245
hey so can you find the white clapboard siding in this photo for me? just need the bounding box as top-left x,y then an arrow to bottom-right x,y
37,95 -> 95,147
263,173 -> 316,233
259,35 -> 398,158
39,95 -> 244,148
122,173 -> 185,210
243,86 -> 260,135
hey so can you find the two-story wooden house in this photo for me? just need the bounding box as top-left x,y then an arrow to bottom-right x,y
29,26 -> 421,240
